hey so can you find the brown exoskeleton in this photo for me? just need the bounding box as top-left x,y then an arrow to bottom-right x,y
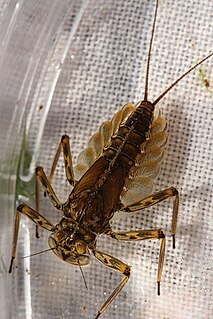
9,0 -> 212,318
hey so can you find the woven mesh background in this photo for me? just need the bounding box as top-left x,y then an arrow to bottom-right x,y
2,0 -> 212,318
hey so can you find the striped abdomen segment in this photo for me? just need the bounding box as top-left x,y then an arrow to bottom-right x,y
103,101 -> 154,171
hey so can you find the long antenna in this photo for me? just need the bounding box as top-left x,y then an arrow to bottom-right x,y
77,259 -> 88,290
153,51 -> 213,106
20,247 -> 54,259
144,0 -> 159,101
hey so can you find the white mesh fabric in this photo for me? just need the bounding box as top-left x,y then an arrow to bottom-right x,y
2,0 -> 212,318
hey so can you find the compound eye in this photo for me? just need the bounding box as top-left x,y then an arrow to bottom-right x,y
48,235 -> 63,260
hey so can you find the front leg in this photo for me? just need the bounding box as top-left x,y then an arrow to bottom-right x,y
91,247 -> 131,319
9,203 -> 55,273
106,228 -> 165,295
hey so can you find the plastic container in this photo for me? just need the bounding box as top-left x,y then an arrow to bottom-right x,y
0,1 -> 92,318
0,0 -> 212,319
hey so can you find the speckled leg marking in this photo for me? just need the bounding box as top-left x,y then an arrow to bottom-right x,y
106,228 -> 165,296
121,186 -> 179,248
91,248 -> 131,319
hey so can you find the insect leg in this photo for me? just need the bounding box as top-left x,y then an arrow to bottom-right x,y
91,248 -> 131,319
36,135 -> 74,210
35,135 -> 74,236
47,134 -> 75,187
36,166 -> 63,210
34,165 -> 63,245
121,187 -> 179,248
9,203 -> 55,273
106,228 -> 165,295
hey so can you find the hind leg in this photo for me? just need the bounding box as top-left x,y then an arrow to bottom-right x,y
120,186 -> 179,248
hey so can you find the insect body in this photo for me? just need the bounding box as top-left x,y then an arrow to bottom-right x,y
9,0 -> 212,318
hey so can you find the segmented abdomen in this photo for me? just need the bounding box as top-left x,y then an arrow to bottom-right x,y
103,101 -> 154,171
73,100 -> 167,207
